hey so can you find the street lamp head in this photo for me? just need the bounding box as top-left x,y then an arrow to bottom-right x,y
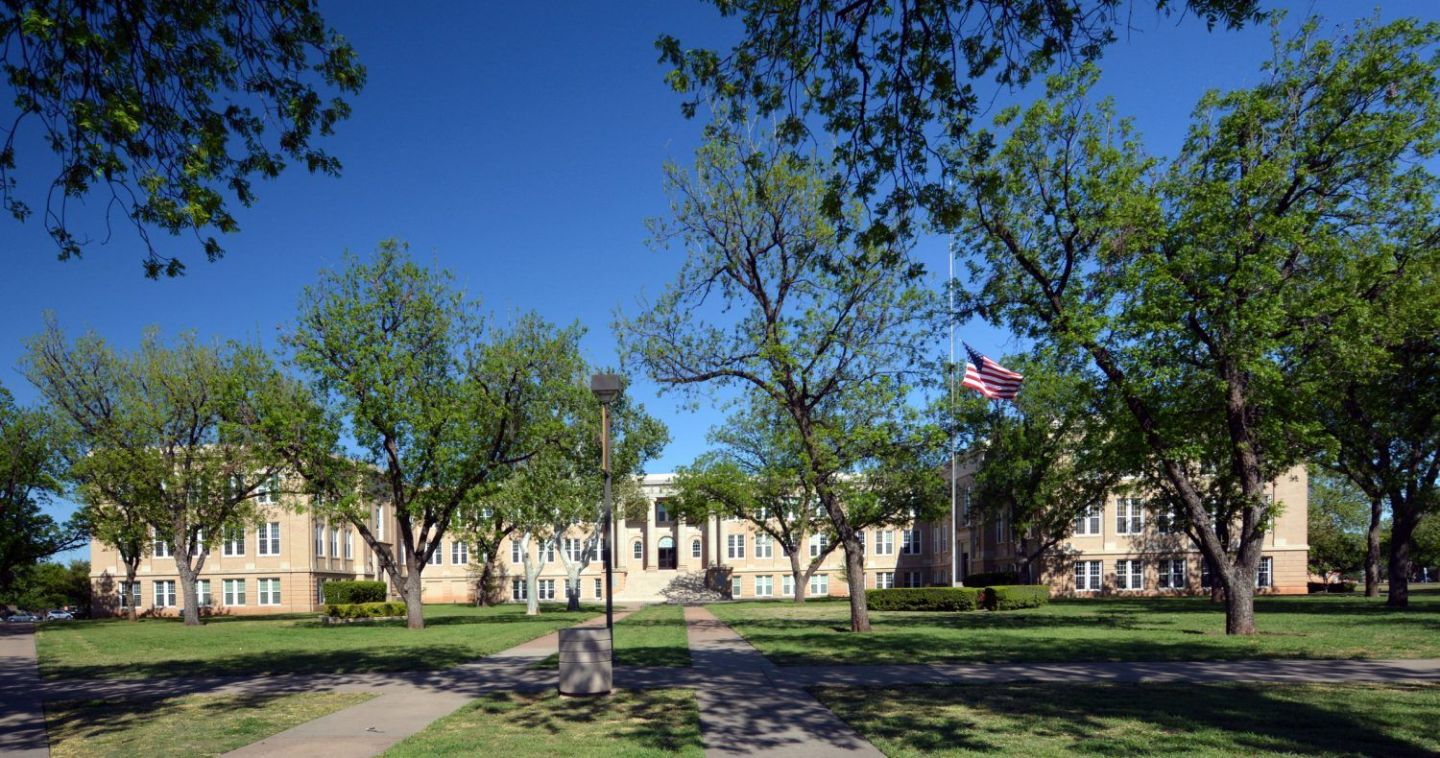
590,373 -> 623,405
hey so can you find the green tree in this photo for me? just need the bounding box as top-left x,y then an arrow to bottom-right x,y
287,242 -> 589,630
25,320 -> 309,626
0,0 -> 365,277
950,352 -> 1124,583
672,394 -> 843,603
1307,468 -> 1369,585
659,0 -> 1259,246
0,384 -> 82,597
619,131 -> 946,632
2,559 -> 90,612
949,17 -> 1440,633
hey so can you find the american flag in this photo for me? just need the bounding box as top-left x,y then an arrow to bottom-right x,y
961,343 -> 1024,400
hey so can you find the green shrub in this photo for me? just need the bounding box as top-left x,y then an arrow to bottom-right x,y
962,571 -> 1018,588
322,580 -> 387,604
323,601 -> 407,620
1307,581 -> 1358,594
866,587 -> 982,611
983,585 -> 1050,611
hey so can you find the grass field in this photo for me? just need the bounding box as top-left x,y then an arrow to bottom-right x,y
539,603 -> 691,669
37,603 -> 599,680
45,691 -> 374,757
384,689 -> 704,757
816,682 -> 1440,756
708,590 -> 1440,666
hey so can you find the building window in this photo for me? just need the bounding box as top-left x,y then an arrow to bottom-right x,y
258,578 -> 282,606
727,534 -> 745,559
538,579 -> 556,600
118,581 -> 141,608
782,575 -> 794,596
809,574 -> 829,597
1075,560 -> 1102,592
655,501 -> 671,524
258,522 -> 281,556
755,534 -> 774,558
1116,559 -> 1144,591
1201,561 -> 1214,589
1257,556 -> 1273,588
195,579 -> 211,607
189,529 -> 206,556
1154,506 -> 1184,535
374,504 -> 384,540
428,546 -> 442,565
755,575 -> 774,597
962,487 -> 973,524
1159,559 -> 1186,589
933,527 -> 947,554
994,511 -> 1009,543
222,525 -> 244,556
453,541 -> 470,565
691,539 -> 702,558
152,528 -> 172,558
344,529 -> 354,559
876,571 -> 895,589
315,524 -> 325,557
154,580 -> 176,607
544,543 -> 556,563
563,538 -> 583,562
633,541 -> 643,560
876,530 -> 894,556
731,575 -> 742,598
511,540 -> 523,564
256,474 -> 279,504
904,570 -> 923,588
223,579 -> 246,606
511,578 -> 527,601
1116,498 -> 1145,534
901,528 -> 922,555
1074,505 -> 1102,536
855,530 -> 865,553
330,526 -> 340,558
593,577 -> 603,598
809,533 -> 828,558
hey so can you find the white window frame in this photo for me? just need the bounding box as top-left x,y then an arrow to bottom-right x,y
223,578 -> 246,606
755,575 -> 774,597
315,524 -> 325,557
222,525 -> 244,556
755,533 -> 774,559
1075,560 -> 1102,592
538,579 -> 556,600
809,574 -> 828,597
452,541 -> 470,565
876,571 -> 895,589
428,546 -> 442,565
154,579 -> 176,607
1159,558 -> 1186,589
782,575 -> 795,596
330,526 -> 340,558
258,578 -> 282,606
727,534 -> 745,559
1257,556 -> 1273,588
901,528 -> 922,555
512,540 -> 524,564
564,538 -> 583,562
633,541 -> 643,560
1116,559 -> 1144,591
731,575 -> 743,598
691,539 -> 702,558
195,579 -> 212,607
809,533 -> 828,558
933,527 -> 947,554
258,522 -> 280,556
1074,504 -> 1102,536
1116,498 -> 1145,535
876,530 -> 894,556
118,581 -> 141,608
152,528 -> 172,558
593,577 -> 603,598
904,570 -> 923,588
511,578 -> 527,601
344,529 -> 354,559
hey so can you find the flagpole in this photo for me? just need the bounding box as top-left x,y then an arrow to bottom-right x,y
949,236 -> 958,588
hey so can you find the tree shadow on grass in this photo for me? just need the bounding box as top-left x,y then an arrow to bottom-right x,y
817,682 -> 1440,756
40,644 -> 490,681
43,690 -> 353,747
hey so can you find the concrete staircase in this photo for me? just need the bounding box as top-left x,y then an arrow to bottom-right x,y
617,569 -> 724,603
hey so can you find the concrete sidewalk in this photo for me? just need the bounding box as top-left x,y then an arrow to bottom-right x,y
683,606 -> 884,758
0,624 -> 48,757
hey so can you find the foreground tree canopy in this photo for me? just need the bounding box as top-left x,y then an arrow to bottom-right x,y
0,383 -> 81,596
0,0 -> 364,277
951,17 -> 1440,632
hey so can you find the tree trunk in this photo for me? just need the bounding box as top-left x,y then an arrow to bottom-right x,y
173,553 -> 202,627
403,567 -> 425,629
1222,576 -> 1256,635
841,535 -> 869,632
475,552 -> 498,607
123,558 -> 140,622
789,550 -> 807,603
565,571 -> 582,611
1365,495 -> 1383,598
1387,507 -> 1419,609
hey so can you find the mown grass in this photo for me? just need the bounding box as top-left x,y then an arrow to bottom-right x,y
539,603 -> 691,669
708,590 -> 1440,665
44,691 -> 374,757
816,682 -> 1440,756
37,603 -> 599,680
384,689 -> 704,757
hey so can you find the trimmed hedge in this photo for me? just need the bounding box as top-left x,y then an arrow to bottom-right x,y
962,571 -> 1018,588
984,585 -> 1050,611
866,587 -> 982,612
1308,581 -> 1358,594
323,601 -> 407,620
323,580 -> 387,604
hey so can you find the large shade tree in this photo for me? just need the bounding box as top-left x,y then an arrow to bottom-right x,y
0,384 -> 82,597
287,241 -> 589,630
0,0 -> 365,276
25,321 -> 311,626
619,131 -> 946,632
950,18 -> 1440,633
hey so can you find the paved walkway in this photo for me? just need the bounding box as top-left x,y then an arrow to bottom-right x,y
0,624 -> 48,757
683,606 -> 884,757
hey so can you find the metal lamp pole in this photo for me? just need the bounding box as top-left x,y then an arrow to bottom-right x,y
591,374 -> 622,634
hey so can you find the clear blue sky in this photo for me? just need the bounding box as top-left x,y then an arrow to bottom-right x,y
2,1 -> 1435,564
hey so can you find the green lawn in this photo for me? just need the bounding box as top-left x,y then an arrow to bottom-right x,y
708,591 -> 1440,665
45,691 -> 374,757
38,603 -> 599,680
384,689 -> 704,757
539,603 -> 691,668
816,682 -> 1440,756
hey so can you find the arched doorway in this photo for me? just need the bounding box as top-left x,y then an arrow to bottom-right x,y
657,536 -> 676,570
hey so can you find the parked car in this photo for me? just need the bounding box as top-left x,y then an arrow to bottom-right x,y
5,612 -> 40,623
45,610 -> 74,621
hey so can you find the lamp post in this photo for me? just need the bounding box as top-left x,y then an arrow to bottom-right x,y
590,373 -> 622,632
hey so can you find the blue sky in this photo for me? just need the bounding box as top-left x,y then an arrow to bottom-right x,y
3,1 -> 1436,563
